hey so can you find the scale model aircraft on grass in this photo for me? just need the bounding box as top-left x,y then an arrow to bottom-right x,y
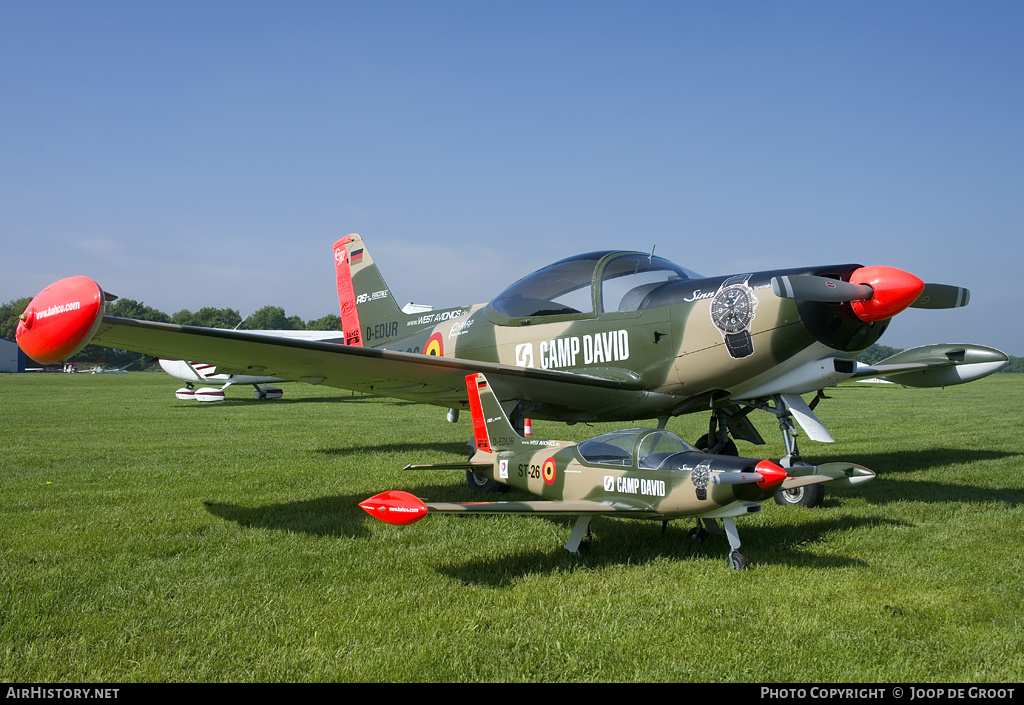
17,233 -> 1008,511
360,372 -> 876,569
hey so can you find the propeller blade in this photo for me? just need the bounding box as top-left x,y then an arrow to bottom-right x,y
774,267 -> 926,322
771,274 -> 873,303
911,284 -> 970,309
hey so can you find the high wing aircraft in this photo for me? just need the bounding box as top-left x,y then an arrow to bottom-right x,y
16,233 -> 1008,507
360,372 -> 875,569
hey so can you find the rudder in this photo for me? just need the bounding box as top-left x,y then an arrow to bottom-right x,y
333,233 -> 404,347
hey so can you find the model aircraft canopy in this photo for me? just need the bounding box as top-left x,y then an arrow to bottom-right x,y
576,427 -> 698,468
490,251 -> 703,318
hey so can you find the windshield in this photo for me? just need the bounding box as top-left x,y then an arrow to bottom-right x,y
577,428 -> 696,468
490,252 -> 603,318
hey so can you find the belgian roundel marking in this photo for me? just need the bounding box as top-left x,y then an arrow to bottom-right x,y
543,457 -> 556,485
425,332 -> 444,356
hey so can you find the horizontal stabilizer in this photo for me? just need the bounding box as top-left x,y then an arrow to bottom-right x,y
403,462 -> 494,471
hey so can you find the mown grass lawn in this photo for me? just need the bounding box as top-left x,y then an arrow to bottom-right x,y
1,372 -> 1021,682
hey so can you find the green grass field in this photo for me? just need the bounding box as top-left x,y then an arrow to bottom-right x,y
1,372 -> 1021,682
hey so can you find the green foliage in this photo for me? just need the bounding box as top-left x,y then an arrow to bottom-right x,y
1,373 -> 1022,682
305,313 -> 341,331
1003,356 -> 1024,373
241,305 -> 300,331
856,344 -> 904,365
0,297 -> 32,341
107,298 -> 172,323
172,307 -> 242,329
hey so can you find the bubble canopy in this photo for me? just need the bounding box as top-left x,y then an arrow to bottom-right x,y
576,428 -> 700,469
489,251 -> 703,319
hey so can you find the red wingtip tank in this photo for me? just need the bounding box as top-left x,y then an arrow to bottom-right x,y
359,491 -> 429,525
16,276 -> 109,364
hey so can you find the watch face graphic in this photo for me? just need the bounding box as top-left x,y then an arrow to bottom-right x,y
691,460 -> 711,501
710,274 -> 757,359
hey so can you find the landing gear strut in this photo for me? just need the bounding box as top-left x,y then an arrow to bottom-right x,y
706,394 -> 827,508
761,395 -> 824,508
689,517 -> 748,570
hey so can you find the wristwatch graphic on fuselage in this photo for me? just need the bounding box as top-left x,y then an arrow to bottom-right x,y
710,274 -> 757,359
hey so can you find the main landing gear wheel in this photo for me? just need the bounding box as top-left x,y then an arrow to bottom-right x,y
773,483 -> 824,508
465,469 -> 507,493
688,526 -> 709,544
695,434 -> 738,457
727,550 -> 748,571
568,539 -> 591,557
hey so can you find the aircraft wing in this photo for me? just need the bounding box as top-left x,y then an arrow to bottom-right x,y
80,315 -> 649,415
358,490 -> 656,525
424,499 -> 636,515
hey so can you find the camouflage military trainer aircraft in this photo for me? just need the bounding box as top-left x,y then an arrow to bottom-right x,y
360,372 -> 876,569
16,233 -> 1008,506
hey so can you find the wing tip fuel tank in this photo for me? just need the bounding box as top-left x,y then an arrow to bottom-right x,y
359,490 -> 429,525
16,276 -> 108,364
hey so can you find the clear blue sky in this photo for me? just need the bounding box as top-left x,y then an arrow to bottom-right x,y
3,1 -> 1021,354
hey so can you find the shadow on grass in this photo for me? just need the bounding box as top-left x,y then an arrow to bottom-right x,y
433,514 -> 906,587
805,448 -> 1024,507
203,485 -> 900,585
204,494 -> 374,538
201,478 -> 494,539
818,448 -> 1020,476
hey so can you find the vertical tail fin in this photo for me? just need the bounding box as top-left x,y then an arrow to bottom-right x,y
334,233 -> 481,351
466,373 -> 525,453
334,233 -> 406,347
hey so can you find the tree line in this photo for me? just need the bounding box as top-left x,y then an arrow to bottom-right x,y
2,297 -> 1021,372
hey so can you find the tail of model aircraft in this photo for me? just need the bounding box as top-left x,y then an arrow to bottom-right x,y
466,372 -> 534,454
333,233 -> 478,351
334,233 -> 385,347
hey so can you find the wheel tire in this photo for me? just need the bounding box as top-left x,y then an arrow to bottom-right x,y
695,434 -> 738,456
568,539 -> 591,557
688,527 -> 709,544
773,483 -> 824,508
727,550 -> 748,570
466,469 -> 507,493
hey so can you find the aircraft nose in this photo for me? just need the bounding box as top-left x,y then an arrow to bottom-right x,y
848,266 -> 925,322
